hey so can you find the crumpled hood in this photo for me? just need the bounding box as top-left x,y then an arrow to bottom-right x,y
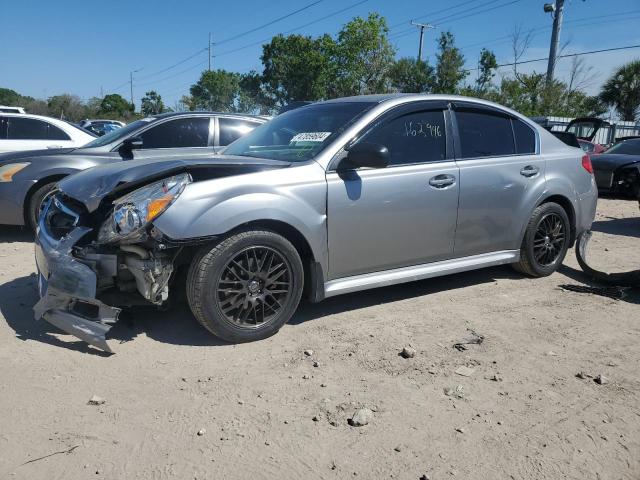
591,153 -> 640,172
0,147 -> 77,165
57,155 -> 292,212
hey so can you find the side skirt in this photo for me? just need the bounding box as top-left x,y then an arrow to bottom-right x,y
323,250 -> 520,298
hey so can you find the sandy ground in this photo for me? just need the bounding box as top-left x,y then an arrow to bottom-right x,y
0,198 -> 638,480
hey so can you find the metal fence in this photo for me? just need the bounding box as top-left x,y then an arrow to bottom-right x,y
532,116 -> 640,145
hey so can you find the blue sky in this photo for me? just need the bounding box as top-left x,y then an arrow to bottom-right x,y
1,0 -> 639,109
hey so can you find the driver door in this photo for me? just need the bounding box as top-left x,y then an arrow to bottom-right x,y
326,103 -> 460,279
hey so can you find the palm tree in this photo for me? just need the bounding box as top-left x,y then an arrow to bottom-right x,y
599,60 -> 640,121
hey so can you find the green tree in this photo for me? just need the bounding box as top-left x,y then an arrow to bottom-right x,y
599,60 -> 640,121
434,31 -> 468,94
0,88 -> 23,106
100,94 -> 134,117
238,71 -> 271,114
47,94 -> 86,121
475,48 -> 498,93
261,34 -> 335,107
189,69 -> 240,111
389,58 -> 435,93
140,90 -> 166,115
333,13 -> 395,96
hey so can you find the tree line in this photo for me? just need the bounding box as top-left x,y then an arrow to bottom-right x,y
2,13 -> 639,122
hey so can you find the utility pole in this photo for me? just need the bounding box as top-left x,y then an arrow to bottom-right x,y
208,32 -> 212,71
130,68 -> 142,110
411,21 -> 436,63
544,0 -> 565,84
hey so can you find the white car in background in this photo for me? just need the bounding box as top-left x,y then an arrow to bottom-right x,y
0,113 -> 96,153
0,105 -> 26,114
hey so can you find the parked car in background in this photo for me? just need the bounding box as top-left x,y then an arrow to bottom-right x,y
0,105 -> 26,114
0,112 -> 266,230
78,119 -> 125,137
591,137 -> 640,197
565,117 -> 609,154
32,94 -> 598,352
0,113 -> 95,154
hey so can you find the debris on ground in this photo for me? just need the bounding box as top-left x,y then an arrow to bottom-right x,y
348,408 -> 373,427
444,385 -> 466,399
575,372 -> 590,380
455,366 -> 475,377
304,349 -> 314,356
489,374 -> 503,382
197,429 -> 206,436
594,374 -> 609,385
400,345 -> 417,359
453,330 -> 484,351
87,395 -> 105,405
313,361 -> 320,367
559,284 -> 630,300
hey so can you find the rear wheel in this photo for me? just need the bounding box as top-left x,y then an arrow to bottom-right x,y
27,182 -> 57,231
513,202 -> 570,277
186,230 -> 304,343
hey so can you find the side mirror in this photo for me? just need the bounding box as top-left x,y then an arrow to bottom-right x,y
340,142 -> 389,170
122,136 -> 143,150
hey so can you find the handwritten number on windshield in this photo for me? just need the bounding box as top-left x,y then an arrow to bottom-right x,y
404,121 -> 442,138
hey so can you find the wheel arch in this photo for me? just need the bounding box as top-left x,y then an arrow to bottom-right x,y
535,194 -> 577,246
22,173 -> 70,225
227,219 -> 325,303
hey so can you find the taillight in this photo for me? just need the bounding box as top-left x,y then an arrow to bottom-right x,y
581,154 -> 593,174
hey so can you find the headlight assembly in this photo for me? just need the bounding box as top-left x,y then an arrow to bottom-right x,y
0,163 -> 30,182
97,173 -> 191,244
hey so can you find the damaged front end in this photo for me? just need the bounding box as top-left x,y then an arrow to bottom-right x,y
34,174 -> 191,352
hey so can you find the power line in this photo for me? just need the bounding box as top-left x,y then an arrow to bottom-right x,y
388,0 -> 485,30
214,0 -> 323,47
464,44 -> 640,72
136,59 -> 208,88
457,9 -> 640,52
214,0 -> 368,58
136,48 -> 208,81
390,0 -> 524,41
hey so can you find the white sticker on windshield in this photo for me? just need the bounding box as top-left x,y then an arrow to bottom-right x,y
290,132 -> 331,143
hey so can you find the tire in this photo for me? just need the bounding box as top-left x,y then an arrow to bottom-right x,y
513,202 -> 571,277
186,229 -> 304,343
27,182 -> 57,231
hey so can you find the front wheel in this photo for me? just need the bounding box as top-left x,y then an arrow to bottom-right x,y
186,230 -> 304,343
513,202 -> 571,277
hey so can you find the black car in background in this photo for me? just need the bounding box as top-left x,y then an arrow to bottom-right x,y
591,137 -> 640,199
0,112 -> 266,229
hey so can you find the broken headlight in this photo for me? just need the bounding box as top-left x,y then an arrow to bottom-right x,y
97,173 -> 191,244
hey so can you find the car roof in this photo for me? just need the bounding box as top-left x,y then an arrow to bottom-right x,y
149,111 -> 267,121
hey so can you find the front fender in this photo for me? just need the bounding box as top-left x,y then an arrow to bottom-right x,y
153,162 -> 328,270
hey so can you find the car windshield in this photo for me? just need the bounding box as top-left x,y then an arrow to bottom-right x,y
605,138 -> 640,155
223,102 -> 376,161
82,118 -> 154,148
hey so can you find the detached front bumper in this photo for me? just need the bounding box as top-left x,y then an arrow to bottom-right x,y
33,211 -> 120,353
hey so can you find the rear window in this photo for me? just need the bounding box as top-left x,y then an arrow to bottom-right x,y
512,118 -> 536,154
456,110 -> 516,158
219,118 -> 261,146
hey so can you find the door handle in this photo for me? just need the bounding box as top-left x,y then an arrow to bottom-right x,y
520,165 -> 539,177
429,174 -> 456,189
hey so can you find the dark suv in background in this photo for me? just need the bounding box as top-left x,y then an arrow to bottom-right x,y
0,112 -> 266,229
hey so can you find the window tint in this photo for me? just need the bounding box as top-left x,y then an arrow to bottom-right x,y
7,117 -> 70,141
512,118 -> 536,154
140,117 -> 209,149
456,110 -> 515,158
360,110 -> 447,165
0,117 -> 7,139
219,118 -> 260,146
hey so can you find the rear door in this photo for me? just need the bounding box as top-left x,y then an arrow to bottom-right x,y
132,116 -> 214,160
452,104 -> 544,257
326,102 -> 460,279
3,117 -> 74,152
